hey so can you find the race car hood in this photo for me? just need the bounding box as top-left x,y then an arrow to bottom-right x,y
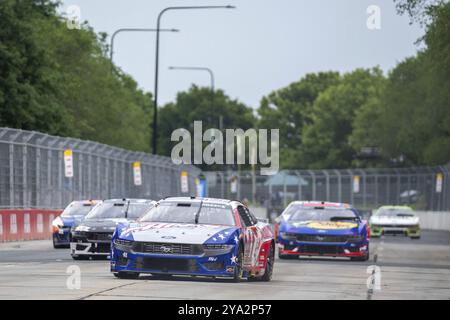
59,215 -> 85,227
281,220 -> 363,235
370,215 -> 419,226
77,218 -> 131,232
117,222 -> 239,245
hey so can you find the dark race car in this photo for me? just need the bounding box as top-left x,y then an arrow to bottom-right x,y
277,201 -> 370,261
51,200 -> 101,248
70,199 -> 155,260
110,197 -> 275,282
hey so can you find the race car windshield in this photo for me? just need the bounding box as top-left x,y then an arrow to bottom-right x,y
376,209 -> 414,217
288,208 -> 358,222
61,202 -> 95,217
140,202 -> 235,226
86,202 -> 153,220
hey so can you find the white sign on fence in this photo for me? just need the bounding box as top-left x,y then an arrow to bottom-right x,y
230,176 -> 238,194
195,178 -> 201,197
436,173 -> 443,193
64,149 -> 74,178
353,175 -> 360,193
133,162 -> 142,186
0,215 -> 3,235
181,171 -> 189,193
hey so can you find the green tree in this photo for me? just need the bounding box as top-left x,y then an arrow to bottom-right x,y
0,0 -> 70,135
352,1 -> 450,166
394,0 -> 446,24
257,72 -> 340,168
421,2 -> 450,164
0,0 -> 153,152
157,85 -> 256,170
302,68 -> 386,169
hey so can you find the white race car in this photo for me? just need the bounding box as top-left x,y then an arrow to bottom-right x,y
369,206 -> 421,239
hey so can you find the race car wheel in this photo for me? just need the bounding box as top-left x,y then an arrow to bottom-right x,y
261,243 -> 275,281
249,243 -> 275,282
152,274 -> 173,280
351,246 -> 370,262
233,245 -> 244,283
278,252 -> 296,260
113,272 -> 140,279
92,255 -> 109,260
53,238 -> 66,249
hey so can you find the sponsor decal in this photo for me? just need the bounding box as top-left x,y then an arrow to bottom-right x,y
353,175 -> 360,193
161,235 -> 177,239
436,173 -> 443,193
121,222 -> 226,237
181,171 -> 189,193
293,221 -> 358,230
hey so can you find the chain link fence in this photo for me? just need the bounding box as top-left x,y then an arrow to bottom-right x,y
0,128 -> 201,209
205,165 -> 450,215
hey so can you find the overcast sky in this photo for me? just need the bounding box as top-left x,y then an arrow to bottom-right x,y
59,0 -> 423,109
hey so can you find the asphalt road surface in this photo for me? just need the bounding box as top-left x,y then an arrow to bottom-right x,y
1,230 -> 449,300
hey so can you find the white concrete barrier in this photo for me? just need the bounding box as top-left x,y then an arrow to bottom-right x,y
415,211 -> 450,231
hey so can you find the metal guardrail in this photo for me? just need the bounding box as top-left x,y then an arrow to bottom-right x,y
0,128 -> 201,209
205,165 -> 450,213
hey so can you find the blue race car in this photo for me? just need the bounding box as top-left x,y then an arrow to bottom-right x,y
52,200 -> 101,248
110,197 -> 275,282
277,201 -> 370,261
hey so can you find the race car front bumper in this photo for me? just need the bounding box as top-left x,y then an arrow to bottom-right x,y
52,227 -> 71,246
110,242 -> 240,278
370,225 -> 421,238
277,240 -> 369,258
70,241 -> 111,257
70,231 -> 113,257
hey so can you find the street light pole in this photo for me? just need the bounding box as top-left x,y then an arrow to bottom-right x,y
168,66 -> 215,120
152,5 -> 235,155
168,66 -> 215,92
109,28 -> 179,65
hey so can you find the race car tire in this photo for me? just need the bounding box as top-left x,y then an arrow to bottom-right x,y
92,255 -> 109,260
233,245 -> 244,283
71,255 -> 89,260
113,272 -> 140,279
351,247 -> 370,262
278,252 -> 296,260
53,238 -> 68,249
248,243 -> 274,282
152,274 -> 173,280
53,242 -> 64,249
